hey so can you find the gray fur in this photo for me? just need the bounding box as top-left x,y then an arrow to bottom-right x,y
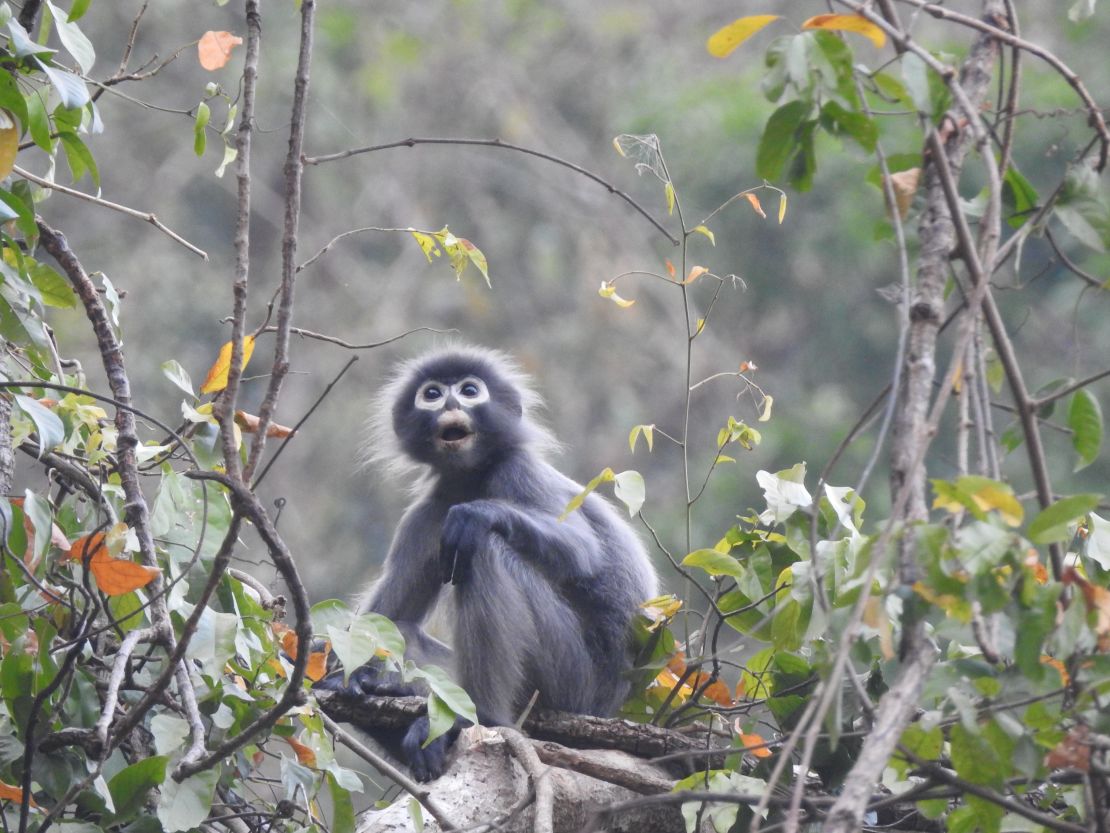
348,346 -> 657,773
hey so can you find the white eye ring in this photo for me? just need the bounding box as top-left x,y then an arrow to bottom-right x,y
453,377 -> 489,404
415,381 -> 447,411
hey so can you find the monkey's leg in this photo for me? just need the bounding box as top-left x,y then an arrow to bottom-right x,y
453,539 -> 598,724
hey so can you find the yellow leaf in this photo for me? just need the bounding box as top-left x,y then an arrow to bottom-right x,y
744,192 -> 767,219
664,181 -> 675,216
629,424 -> 655,453
777,192 -> 787,224
611,136 -> 626,157
198,30 -> 244,71
707,15 -> 781,58
559,467 -> 614,521
0,779 -> 37,807
200,335 -> 256,394
759,395 -> 774,423
968,484 -> 1023,527
801,14 -> 886,49
0,111 -> 18,180
640,594 -> 682,623
285,736 -> 317,768
692,225 -> 715,245
409,229 -> 440,262
598,282 -> 635,308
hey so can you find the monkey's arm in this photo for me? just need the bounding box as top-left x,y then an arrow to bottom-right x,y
439,499 -> 599,585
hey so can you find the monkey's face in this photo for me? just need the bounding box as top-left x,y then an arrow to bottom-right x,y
393,355 -> 526,472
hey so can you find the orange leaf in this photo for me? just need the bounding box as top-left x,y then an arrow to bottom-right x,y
0,112 -> 17,181
1040,656 -> 1070,686
706,15 -> 780,58
67,531 -> 107,562
285,736 -> 317,767
198,31 -> 244,71
280,628 -> 299,658
744,192 -> 767,219
306,648 -> 329,682
740,732 -> 773,759
0,779 -> 37,807
1044,725 -> 1090,772
235,411 -> 295,438
702,679 -> 734,707
89,552 -> 160,596
681,266 -> 709,285
801,14 -> 886,49
665,260 -> 676,278
666,651 -> 687,675
200,336 -> 256,394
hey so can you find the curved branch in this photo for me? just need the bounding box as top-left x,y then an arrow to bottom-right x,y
303,136 -> 680,246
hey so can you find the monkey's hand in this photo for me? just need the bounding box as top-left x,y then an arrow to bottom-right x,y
439,500 -> 508,585
314,661 -> 418,697
402,715 -> 464,782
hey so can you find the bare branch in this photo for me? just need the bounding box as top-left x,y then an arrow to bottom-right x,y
19,167 -> 207,259
303,136 -> 680,246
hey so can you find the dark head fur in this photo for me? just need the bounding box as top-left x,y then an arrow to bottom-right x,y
366,345 -> 557,479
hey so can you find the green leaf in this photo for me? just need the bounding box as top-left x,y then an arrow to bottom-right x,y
23,89 -> 52,152
756,100 -> 810,183
410,663 -> 477,724
1003,167 -> 1038,229
1068,389 -> 1102,471
37,59 -> 90,109
327,772 -> 357,833
193,102 -> 210,157
424,691 -> 456,747
161,360 -> 195,397
67,0 -> 92,21
1026,494 -> 1102,544
901,52 -> 931,115
819,100 -> 877,152
156,767 -> 219,833
408,797 -> 425,833
28,261 -> 76,307
14,394 -> 64,458
45,1 -> 95,73
682,548 -> 745,580
150,714 -> 190,757
107,756 -> 168,823
612,470 -> 645,516
1087,512 -> 1110,570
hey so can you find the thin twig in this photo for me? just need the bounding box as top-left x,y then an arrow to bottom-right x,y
303,137 -> 680,246
500,728 -> 553,833
244,0 -> 315,481
18,167 -> 207,259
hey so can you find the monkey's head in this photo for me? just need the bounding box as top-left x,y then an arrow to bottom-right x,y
376,346 -> 553,474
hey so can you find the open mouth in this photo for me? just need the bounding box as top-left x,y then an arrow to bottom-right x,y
436,423 -> 475,450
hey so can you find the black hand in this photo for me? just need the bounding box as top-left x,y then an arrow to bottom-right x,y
401,715 -> 464,782
314,661 -> 415,697
439,502 -> 503,586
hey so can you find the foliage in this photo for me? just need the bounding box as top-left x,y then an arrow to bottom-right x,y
0,2 -> 1108,833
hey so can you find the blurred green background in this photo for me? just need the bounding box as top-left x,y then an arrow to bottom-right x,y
32,0 -> 1110,602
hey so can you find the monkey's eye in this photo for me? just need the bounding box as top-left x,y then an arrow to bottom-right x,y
453,378 -> 489,404
415,382 -> 447,410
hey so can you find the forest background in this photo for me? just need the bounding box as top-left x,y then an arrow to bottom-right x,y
32,0 -> 1104,604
